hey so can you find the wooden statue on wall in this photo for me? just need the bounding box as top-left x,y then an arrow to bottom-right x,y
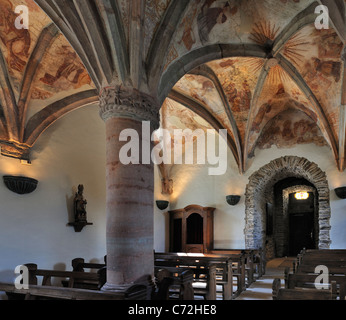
69,184 -> 92,232
74,184 -> 87,222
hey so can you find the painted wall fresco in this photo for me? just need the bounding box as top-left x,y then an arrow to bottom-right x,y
256,108 -> 327,152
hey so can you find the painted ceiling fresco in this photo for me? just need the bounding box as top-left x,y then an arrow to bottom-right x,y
0,0 -> 344,176
0,0 -> 97,160
162,0 -> 345,173
165,0 -> 317,68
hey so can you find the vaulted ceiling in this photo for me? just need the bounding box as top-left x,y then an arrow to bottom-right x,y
0,0 -> 344,175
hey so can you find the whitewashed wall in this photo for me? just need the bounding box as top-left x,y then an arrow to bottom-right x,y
0,104 -> 107,280
165,142 -> 346,251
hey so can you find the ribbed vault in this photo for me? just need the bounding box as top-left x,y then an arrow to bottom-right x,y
0,0 -> 343,177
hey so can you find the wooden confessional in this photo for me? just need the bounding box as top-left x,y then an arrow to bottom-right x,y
168,205 -> 215,253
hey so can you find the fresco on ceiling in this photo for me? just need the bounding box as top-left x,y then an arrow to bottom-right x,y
246,66 -> 322,155
144,0 -> 171,54
161,97 -> 212,133
31,34 -> 93,100
281,24 -> 344,140
154,98 -> 213,164
197,0 -> 238,45
0,0 -> 51,94
206,57 -> 263,141
255,108 -> 327,153
174,73 -> 234,137
163,0 -> 315,72
0,0 -> 30,73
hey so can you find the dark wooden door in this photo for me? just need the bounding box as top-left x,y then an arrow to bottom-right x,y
289,212 -> 315,256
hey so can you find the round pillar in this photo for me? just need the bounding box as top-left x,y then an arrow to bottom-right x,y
99,86 -> 160,289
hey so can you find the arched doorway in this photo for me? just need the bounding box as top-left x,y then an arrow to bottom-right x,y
267,178 -> 318,258
245,156 -> 331,258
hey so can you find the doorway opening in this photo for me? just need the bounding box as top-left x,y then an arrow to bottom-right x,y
288,191 -> 316,256
245,156 -> 331,260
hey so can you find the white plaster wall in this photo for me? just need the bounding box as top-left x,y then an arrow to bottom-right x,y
0,104 -> 107,283
154,165 -> 170,252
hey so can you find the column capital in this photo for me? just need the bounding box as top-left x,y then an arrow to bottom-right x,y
99,86 -> 160,130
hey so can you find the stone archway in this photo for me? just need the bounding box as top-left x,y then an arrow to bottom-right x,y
245,156 -> 331,254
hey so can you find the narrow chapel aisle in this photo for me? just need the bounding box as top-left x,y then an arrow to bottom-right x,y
235,258 -> 295,300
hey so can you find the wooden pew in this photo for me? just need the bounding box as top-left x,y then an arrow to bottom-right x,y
296,249 -> 346,269
68,258 -> 107,290
70,256 -> 170,300
0,263 -> 149,300
284,249 -> 346,300
154,253 -> 218,300
285,270 -> 346,299
211,249 -> 265,278
210,249 -> 262,288
155,268 -> 194,300
20,263 -> 106,290
71,257 -> 106,272
0,282 -> 147,300
293,249 -> 346,276
273,278 -> 338,300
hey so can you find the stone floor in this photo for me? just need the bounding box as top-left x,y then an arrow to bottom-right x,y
235,257 -> 296,300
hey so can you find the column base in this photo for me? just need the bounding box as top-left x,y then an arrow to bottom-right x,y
101,282 -> 134,293
101,280 -> 153,300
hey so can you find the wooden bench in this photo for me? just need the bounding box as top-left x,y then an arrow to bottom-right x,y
18,263 -> 106,291
20,263 -> 106,289
70,256 -> 172,300
154,253 -> 218,300
71,257 -> 106,272
295,249 -> 346,272
273,278 -> 338,300
293,250 -> 346,277
284,249 -> 346,300
155,268 -> 194,300
285,270 -> 346,298
0,263 -> 150,300
210,249 -> 263,288
0,282 -> 147,300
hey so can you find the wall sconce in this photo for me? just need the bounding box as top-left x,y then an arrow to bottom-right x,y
156,200 -> 169,210
3,176 -> 38,195
226,195 -> 241,206
335,187 -> 346,199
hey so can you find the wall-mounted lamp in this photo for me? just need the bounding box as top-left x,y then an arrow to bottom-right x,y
335,187 -> 346,199
226,195 -> 241,206
3,176 -> 38,195
156,200 -> 169,210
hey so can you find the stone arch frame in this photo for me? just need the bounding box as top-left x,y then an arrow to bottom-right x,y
245,156 -> 331,254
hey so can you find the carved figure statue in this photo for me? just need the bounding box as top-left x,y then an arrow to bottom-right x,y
74,185 -> 87,222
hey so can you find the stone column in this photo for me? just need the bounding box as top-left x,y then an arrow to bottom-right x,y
99,86 -> 160,290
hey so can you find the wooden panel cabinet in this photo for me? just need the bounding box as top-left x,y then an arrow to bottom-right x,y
169,205 -> 215,253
